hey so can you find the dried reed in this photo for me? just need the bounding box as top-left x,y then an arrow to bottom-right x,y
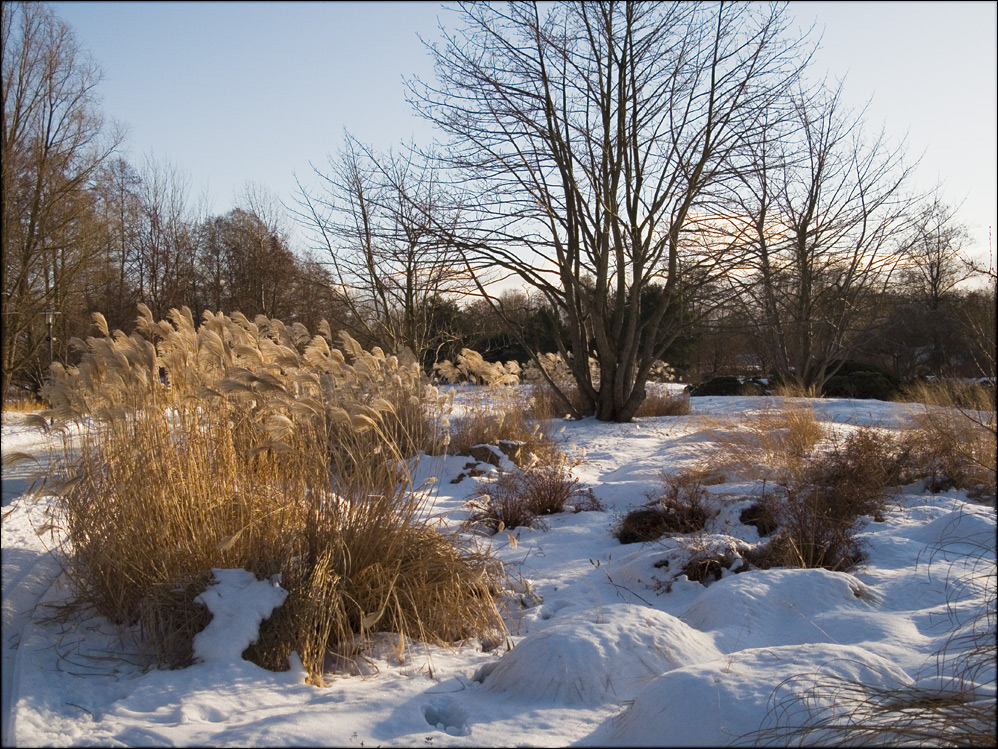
38,307 -> 506,682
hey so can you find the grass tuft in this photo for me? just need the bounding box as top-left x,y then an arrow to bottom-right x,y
464,443 -> 599,534
615,467 -> 714,544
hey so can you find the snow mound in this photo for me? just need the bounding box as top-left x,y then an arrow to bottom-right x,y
899,503 -> 996,550
193,569 -> 287,664
577,642 -> 913,747
474,603 -> 722,706
681,567 -> 881,651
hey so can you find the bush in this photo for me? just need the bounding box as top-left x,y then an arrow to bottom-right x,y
710,403 -> 826,481
740,502 -> 779,536
689,376 -> 741,396
745,428 -> 906,571
445,387 -> 545,458
822,360 -> 902,400
39,307 -> 506,683
902,380 -> 997,499
464,444 -> 599,533
824,370 -> 901,400
615,468 -> 713,544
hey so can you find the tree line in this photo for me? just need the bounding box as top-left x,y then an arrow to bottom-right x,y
3,1 -> 995,418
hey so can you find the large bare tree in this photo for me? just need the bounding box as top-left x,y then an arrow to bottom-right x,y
406,1 -> 811,421
2,0 -> 121,396
729,81 -> 917,391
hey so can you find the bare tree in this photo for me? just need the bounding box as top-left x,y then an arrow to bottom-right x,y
900,197 -> 973,311
130,155 -> 201,320
2,0 -> 122,396
730,80 -> 917,391
84,156 -> 144,332
293,133 -> 471,361
407,1 -> 810,421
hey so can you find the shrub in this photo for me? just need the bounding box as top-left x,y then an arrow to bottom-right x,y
824,370 -> 901,400
739,502 -> 779,536
746,486 -> 864,572
821,360 -> 902,400
745,428 -> 906,571
903,380 -> 997,499
615,468 -> 713,544
689,375 -> 742,396
524,381 -> 583,421
652,535 -> 748,588
464,443 -> 599,533
2,391 -> 46,413
39,307 -> 506,682
710,403 -> 826,481
445,387 -> 548,459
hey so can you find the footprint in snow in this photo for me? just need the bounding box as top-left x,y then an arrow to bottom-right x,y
423,696 -> 470,737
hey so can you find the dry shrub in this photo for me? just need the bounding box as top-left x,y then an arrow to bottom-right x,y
652,535 -> 748,589
615,468 -> 713,544
740,501 -> 779,537
711,402 -> 826,481
902,381 -> 996,499
745,429 -> 908,572
522,381 -> 584,422
677,539 -> 744,585
771,382 -> 820,399
634,389 -> 691,418
38,307 -> 505,682
746,486 -> 864,572
464,443 -> 599,533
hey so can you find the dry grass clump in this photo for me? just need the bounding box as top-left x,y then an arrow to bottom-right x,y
445,387 -> 548,458
464,443 -> 600,534
2,392 -> 47,412
615,468 -> 714,544
902,381 -> 996,500
634,389 -> 691,418
36,307 -> 505,682
745,429 -> 910,571
523,382 -> 582,421
771,382 -> 820,399
711,402 -> 827,481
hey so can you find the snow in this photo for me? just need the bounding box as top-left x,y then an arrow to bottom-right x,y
2,394 -> 995,747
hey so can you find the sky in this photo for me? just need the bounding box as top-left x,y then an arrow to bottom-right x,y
46,1 -> 998,265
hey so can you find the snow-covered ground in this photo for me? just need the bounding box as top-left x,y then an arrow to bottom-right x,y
2,393 -> 995,747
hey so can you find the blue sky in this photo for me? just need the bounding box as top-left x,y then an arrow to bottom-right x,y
48,1 -> 998,265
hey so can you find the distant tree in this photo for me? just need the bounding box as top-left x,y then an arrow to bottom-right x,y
89,157 -> 144,330
407,1 -> 811,420
293,133 -> 472,361
196,206 -> 299,320
130,156 -> 200,320
1,0 -> 122,396
900,198 -> 973,311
